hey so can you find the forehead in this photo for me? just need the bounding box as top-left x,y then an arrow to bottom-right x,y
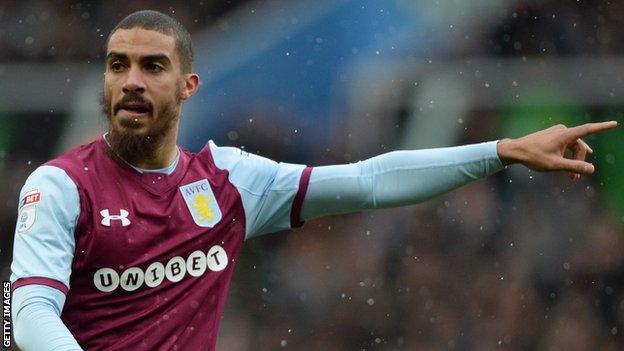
107,27 -> 176,59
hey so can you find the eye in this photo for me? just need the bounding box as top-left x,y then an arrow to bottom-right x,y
110,61 -> 125,73
146,63 -> 164,73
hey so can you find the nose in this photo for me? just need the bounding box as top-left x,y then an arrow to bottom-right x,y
122,65 -> 146,94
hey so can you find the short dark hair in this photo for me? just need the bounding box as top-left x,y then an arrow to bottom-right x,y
106,10 -> 194,73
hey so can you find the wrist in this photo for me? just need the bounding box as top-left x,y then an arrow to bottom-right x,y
496,138 -> 521,166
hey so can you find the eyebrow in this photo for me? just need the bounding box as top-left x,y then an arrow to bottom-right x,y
106,51 -> 172,65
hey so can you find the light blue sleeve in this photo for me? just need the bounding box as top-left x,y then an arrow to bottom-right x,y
10,165 -> 80,289
12,285 -> 83,350
301,141 -> 504,219
10,165 -> 82,349
209,141 -> 307,239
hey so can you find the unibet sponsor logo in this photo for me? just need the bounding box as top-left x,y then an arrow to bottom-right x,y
93,245 -> 228,292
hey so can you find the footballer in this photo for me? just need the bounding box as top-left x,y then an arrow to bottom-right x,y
9,10 -> 618,351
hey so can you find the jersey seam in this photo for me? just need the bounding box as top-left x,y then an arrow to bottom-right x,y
13,276 -> 69,294
235,184 -> 300,196
56,166 -> 81,245
203,142 -> 250,241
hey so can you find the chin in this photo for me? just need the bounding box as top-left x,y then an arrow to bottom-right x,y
115,115 -> 150,130
112,122 -> 149,138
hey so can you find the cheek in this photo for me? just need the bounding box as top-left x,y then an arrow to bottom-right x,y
104,75 -> 123,93
153,83 -> 180,105
104,82 -> 113,96
103,81 -> 115,100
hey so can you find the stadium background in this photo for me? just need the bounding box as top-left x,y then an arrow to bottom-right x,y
1,1 -> 623,350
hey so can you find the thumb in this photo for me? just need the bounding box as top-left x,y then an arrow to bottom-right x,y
555,158 -> 595,174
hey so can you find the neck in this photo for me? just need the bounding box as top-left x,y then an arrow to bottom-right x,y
132,134 -> 178,169
106,123 -> 180,169
133,128 -> 178,169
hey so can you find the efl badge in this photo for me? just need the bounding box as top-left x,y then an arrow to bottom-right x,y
17,189 -> 41,233
179,179 -> 222,228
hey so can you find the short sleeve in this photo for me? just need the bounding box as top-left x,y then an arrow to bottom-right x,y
10,165 -> 80,294
208,141 -> 312,239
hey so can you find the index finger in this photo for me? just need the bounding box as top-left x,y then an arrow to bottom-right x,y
566,121 -> 619,139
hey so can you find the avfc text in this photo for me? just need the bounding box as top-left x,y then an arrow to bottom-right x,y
93,245 -> 228,293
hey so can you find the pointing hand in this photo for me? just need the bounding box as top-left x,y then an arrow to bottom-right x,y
496,121 -> 618,180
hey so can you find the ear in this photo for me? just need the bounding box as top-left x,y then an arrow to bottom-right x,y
180,73 -> 200,100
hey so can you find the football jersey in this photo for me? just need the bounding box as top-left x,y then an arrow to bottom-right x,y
11,137 -> 312,350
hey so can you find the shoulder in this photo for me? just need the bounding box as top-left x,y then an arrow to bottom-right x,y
195,141 -> 281,194
199,140 -> 278,173
46,138 -> 101,170
44,138 -> 105,186
22,165 -> 77,195
17,165 -> 79,234
19,165 -> 79,212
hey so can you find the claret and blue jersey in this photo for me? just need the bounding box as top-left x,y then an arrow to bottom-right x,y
10,137 -> 312,350
10,133 -> 504,350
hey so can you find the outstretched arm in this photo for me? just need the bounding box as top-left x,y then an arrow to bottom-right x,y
301,121 -> 618,221
301,140 -> 503,219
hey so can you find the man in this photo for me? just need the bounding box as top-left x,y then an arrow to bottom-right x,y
9,10 -> 617,351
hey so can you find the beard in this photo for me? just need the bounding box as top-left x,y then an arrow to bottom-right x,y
100,87 -> 182,166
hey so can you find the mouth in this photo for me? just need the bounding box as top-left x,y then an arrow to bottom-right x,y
116,104 -> 151,120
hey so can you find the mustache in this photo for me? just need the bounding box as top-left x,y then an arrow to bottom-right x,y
113,92 -> 153,115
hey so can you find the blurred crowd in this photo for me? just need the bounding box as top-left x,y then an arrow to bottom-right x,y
1,1 -> 624,350
224,172 -> 624,350
218,1 -> 624,350
4,0 -> 621,62
486,0 -> 624,57
0,1 -> 247,61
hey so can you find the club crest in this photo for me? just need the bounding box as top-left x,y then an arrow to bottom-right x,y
179,179 -> 222,228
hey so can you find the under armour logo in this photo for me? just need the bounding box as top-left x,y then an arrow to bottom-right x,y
100,209 -> 131,227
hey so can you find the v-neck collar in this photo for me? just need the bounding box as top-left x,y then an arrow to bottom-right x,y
98,137 -> 190,196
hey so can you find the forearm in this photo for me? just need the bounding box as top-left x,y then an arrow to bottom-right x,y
13,285 -> 82,351
301,141 -> 503,220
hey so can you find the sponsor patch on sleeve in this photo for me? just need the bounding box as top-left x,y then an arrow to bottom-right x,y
17,190 -> 41,233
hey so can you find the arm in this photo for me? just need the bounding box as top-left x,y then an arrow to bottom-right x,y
210,121 -> 617,237
302,141 -> 502,219
10,166 -> 82,350
13,286 -> 82,351
301,121 -> 618,220
208,141 -> 308,238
